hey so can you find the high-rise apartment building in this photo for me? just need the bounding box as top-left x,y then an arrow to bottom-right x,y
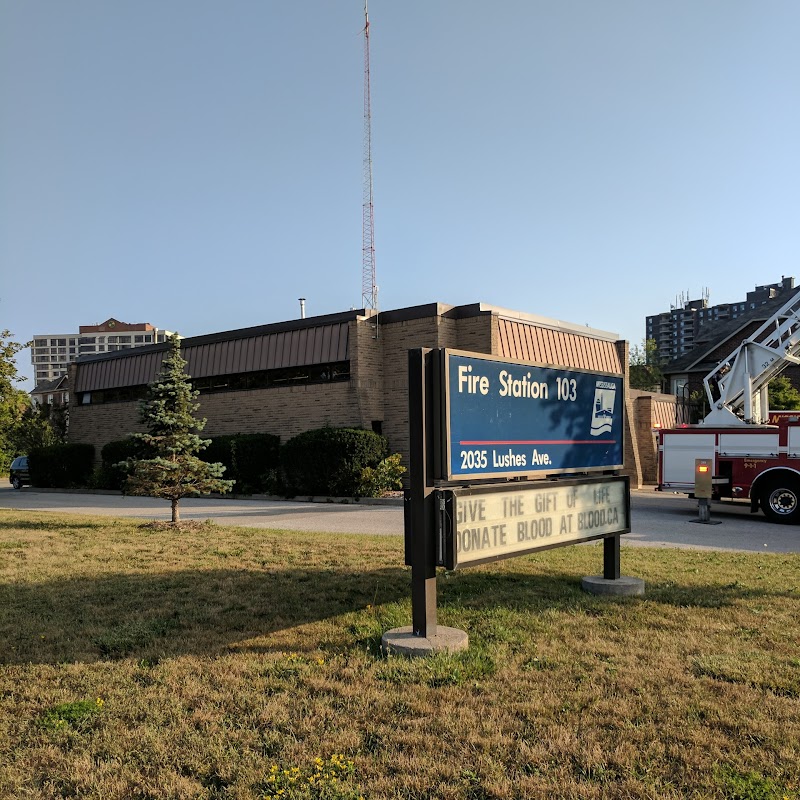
31,318 -> 173,384
646,277 -> 795,364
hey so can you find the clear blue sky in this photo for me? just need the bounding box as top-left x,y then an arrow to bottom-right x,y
2,1 -> 798,386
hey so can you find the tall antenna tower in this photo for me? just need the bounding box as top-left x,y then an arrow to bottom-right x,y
361,0 -> 378,313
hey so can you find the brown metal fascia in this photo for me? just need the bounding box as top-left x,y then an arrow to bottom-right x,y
212,342 -> 224,378
326,325 -> 340,363
310,326 -> 323,363
279,331 -> 291,369
303,327 -> 316,364
495,318 -> 623,374
72,319 -> 355,392
264,334 -> 277,371
243,337 -> 256,373
289,329 -> 302,367
180,309 -> 363,349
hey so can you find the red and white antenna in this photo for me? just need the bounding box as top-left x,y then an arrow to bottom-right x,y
361,0 -> 378,314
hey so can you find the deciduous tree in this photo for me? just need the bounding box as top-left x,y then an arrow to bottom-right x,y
768,375 -> 800,411
629,338 -> 665,392
0,330 -> 32,471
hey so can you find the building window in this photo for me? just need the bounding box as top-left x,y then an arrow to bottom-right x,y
34,339 -> 47,347
192,361 -> 351,395
78,385 -> 147,405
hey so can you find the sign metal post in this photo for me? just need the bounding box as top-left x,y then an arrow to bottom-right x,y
603,535 -> 621,580
408,347 -> 437,638
385,349 -> 469,655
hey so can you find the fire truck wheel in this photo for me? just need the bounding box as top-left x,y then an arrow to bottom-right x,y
760,478 -> 800,524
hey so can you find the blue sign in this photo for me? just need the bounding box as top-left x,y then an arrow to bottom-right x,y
445,351 -> 624,480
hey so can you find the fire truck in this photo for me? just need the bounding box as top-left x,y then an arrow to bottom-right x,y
657,289 -> 800,524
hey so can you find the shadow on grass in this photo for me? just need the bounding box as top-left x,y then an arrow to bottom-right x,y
438,568 -> 796,610
2,560 -> 795,665
1,566 -> 411,666
0,519 -> 114,532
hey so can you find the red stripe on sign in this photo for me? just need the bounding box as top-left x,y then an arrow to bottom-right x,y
459,440 -> 616,446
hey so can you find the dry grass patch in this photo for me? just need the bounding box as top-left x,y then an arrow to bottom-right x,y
1,508 -> 799,799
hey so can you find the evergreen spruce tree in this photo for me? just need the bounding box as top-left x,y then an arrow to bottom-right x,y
123,333 -> 234,522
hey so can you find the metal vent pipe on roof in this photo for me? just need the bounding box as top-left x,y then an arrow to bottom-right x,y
299,298 -> 306,319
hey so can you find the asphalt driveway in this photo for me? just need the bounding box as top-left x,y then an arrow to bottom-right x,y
0,484 -> 797,553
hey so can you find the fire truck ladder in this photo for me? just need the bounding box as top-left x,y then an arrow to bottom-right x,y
703,289 -> 800,425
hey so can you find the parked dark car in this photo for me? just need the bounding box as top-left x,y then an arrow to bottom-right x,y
9,456 -> 29,489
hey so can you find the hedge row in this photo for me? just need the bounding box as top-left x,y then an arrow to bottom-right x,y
201,433 -> 280,495
280,427 -> 389,497
96,438 -> 150,490
82,427 -> 402,497
84,433 -> 279,492
29,443 -> 95,489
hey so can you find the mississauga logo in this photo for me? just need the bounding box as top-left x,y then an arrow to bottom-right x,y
590,380 -> 617,436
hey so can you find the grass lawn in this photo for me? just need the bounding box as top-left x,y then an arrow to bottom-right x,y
1,508 -> 799,799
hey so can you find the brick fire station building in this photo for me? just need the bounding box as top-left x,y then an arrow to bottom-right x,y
68,301 -> 646,486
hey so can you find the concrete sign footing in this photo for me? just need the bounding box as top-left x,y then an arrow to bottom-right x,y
381,626 -> 469,658
581,575 -> 645,596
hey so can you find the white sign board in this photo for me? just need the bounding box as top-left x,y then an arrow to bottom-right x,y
444,477 -> 629,568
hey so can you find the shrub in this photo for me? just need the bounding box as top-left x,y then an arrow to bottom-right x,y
201,433 -> 280,494
87,465 -> 117,491
231,433 -> 280,494
358,453 -> 406,497
28,443 -> 95,488
202,435 -> 234,473
280,427 -> 389,497
95,437 -> 148,490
